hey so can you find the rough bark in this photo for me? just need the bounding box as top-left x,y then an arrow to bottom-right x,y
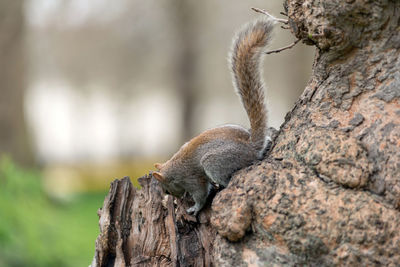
92,1 -> 400,266
91,176 -> 216,267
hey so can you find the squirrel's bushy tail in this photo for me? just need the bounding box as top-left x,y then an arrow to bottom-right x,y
230,18 -> 274,154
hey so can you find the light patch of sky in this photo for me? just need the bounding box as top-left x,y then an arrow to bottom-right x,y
25,0 -> 62,27
25,79 -> 180,163
122,91 -> 181,157
25,80 -> 77,163
25,81 -> 118,163
73,86 -> 119,162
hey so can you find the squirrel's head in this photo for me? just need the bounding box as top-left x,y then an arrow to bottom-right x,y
153,163 -> 185,197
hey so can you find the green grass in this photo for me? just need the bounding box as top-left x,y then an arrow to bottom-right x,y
0,157 -> 106,267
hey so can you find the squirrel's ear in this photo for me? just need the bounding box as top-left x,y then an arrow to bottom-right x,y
153,172 -> 166,182
154,163 -> 163,170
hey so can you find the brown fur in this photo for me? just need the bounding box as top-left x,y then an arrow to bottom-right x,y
172,126 -> 250,160
231,19 -> 274,152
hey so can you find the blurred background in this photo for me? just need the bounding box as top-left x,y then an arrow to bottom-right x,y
0,0 -> 314,266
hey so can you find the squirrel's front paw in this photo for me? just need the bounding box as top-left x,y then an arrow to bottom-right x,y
186,206 -> 199,216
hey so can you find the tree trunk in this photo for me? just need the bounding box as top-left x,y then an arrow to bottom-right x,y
91,1 -> 400,266
170,0 -> 200,142
90,176 -> 216,267
0,0 -> 33,165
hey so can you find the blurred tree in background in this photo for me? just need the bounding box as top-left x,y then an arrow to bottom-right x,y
0,0 -> 33,166
170,0 -> 199,141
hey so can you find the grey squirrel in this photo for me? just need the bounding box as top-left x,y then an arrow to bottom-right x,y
153,17 -> 275,215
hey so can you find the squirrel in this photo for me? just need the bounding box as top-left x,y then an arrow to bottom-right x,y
152,17 -> 275,216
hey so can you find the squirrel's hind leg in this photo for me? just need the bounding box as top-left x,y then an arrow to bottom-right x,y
186,181 -> 212,216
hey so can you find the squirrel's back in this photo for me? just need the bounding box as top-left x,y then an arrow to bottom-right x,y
230,18 -> 274,157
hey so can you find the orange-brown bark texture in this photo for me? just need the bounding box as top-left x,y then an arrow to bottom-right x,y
91,177 -> 216,267
91,1 -> 400,266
